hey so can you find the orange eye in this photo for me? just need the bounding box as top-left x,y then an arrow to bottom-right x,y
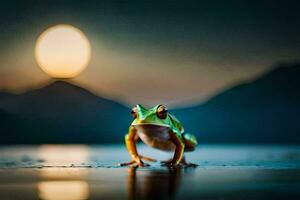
157,105 -> 168,119
131,106 -> 138,118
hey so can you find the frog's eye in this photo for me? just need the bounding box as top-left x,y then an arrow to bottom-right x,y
157,105 -> 168,119
131,106 -> 138,118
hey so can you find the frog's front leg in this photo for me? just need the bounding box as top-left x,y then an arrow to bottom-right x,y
119,126 -> 156,167
119,126 -> 144,167
163,131 -> 185,166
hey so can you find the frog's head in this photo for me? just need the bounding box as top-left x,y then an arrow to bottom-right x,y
131,104 -> 171,127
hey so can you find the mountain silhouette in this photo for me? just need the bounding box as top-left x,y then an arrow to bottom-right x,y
0,80 -> 131,144
172,62 -> 300,143
1,62 -> 300,144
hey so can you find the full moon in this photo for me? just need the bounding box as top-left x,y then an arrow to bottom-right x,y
35,24 -> 91,78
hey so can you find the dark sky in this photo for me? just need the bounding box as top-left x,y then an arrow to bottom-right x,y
1,0 -> 300,107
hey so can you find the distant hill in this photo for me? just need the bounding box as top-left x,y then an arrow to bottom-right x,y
1,63 -> 300,144
0,81 -> 131,144
172,62 -> 300,143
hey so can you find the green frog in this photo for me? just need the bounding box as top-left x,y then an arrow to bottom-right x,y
120,104 -> 198,167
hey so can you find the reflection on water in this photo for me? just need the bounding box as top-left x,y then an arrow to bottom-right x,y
38,181 -> 89,200
39,168 -> 88,180
127,167 -> 186,200
37,146 -> 91,199
38,145 -> 90,166
36,146 -> 92,200
38,168 -> 89,200
0,145 -> 299,199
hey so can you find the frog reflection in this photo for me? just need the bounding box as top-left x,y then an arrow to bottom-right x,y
127,167 -> 185,200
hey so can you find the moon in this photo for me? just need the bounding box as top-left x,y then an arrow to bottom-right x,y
35,24 -> 91,78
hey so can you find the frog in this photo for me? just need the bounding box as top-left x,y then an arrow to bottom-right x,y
120,104 -> 198,167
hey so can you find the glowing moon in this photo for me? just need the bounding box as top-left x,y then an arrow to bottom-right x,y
35,24 -> 91,78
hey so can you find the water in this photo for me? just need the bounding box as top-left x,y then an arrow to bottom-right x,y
0,144 -> 300,199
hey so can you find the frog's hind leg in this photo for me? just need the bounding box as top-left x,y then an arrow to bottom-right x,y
183,133 -> 198,152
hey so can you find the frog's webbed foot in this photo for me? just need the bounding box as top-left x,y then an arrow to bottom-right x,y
160,159 -> 180,167
181,162 -> 198,167
119,160 -> 150,168
161,157 -> 198,167
160,158 -> 173,164
179,156 -> 198,167
139,155 -> 157,162
119,155 -> 156,167
161,161 -> 198,167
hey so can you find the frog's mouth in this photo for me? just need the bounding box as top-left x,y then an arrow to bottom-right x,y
131,123 -> 170,127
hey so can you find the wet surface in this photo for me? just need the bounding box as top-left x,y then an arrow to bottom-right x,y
0,144 -> 300,199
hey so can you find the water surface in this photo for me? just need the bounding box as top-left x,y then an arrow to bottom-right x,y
0,144 -> 300,199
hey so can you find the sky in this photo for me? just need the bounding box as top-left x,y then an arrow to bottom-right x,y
0,0 -> 300,107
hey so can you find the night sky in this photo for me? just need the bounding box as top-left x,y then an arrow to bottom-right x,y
1,0 -> 300,107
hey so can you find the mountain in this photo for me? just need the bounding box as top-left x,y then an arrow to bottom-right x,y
0,81 -> 131,144
172,62 -> 300,143
1,63 -> 300,144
